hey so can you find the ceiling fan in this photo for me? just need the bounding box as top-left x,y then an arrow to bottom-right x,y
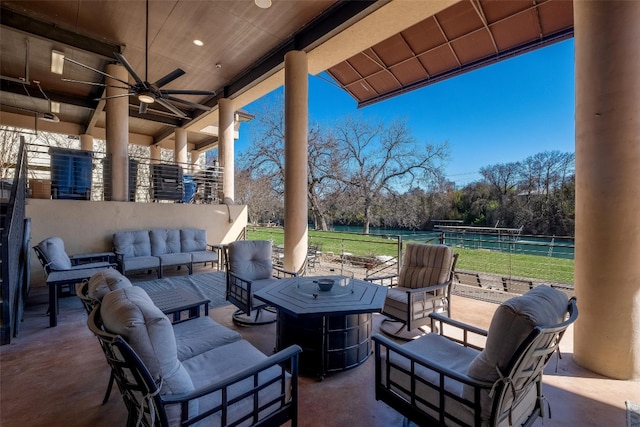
63,0 -> 215,118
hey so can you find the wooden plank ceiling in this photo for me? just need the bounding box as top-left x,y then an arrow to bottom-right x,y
327,0 -> 573,107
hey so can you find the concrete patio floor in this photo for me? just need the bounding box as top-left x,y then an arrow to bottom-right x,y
0,267 -> 637,426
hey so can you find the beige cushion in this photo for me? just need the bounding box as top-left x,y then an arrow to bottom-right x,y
463,285 -> 568,419
398,244 -> 453,289
87,269 -> 132,301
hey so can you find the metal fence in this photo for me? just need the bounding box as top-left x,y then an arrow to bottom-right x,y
248,226 -> 575,289
25,143 -> 223,204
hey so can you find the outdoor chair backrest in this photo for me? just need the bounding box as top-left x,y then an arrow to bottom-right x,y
464,285 -> 575,421
226,240 -> 273,281
33,236 -> 72,273
398,243 -> 455,290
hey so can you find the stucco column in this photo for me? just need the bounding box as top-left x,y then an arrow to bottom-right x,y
174,128 -> 187,170
283,50 -> 309,273
190,150 -> 201,173
574,0 -> 640,380
105,64 -> 129,201
219,98 -> 235,204
150,145 -> 161,165
79,134 -> 93,151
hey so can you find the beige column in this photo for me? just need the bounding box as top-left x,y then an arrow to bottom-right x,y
219,98 -> 235,204
283,50 -> 309,273
190,150 -> 201,173
174,128 -> 187,170
79,134 -> 93,151
574,0 -> 640,380
150,145 -> 161,165
105,64 -> 129,201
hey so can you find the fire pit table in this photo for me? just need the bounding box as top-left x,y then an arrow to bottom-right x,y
253,275 -> 387,379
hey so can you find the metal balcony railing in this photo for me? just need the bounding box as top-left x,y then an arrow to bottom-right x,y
25,143 -> 223,204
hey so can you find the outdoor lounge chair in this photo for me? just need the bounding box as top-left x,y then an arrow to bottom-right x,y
87,289 -> 301,427
34,236 -> 115,275
373,285 -> 578,426
366,243 -> 458,340
224,240 -> 297,326
33,236 -> 115,299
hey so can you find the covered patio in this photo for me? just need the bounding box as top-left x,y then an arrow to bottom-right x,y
1,0 -> 639,424
0,265 -> 636,426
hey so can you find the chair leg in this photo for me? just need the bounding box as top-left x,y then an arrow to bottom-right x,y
102,370 -> 115,404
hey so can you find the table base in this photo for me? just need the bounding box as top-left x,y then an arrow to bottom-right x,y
276,311 -> 372,378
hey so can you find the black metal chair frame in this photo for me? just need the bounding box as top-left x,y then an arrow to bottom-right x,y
33,244 -> 115,275
87,305 -> 302,427
76,281 -> 116,405
224,244 -> 297,326
373,297 -> 578,427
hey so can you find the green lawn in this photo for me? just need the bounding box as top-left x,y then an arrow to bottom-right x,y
247,227 -> 574,284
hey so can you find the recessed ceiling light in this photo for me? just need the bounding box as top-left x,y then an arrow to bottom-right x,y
255,0 -> 272,9
193,39 -> 204,47
49,101 -> 60,114
51,50 -> 65,74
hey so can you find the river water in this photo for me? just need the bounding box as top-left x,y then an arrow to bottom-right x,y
329,225 -> 574,260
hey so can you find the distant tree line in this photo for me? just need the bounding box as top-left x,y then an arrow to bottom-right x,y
237,98 -> 575,237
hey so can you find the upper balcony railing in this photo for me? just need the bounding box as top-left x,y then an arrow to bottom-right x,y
25,143 -> 223,204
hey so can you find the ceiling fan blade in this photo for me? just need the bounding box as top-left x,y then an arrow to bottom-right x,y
155,98 -> 188,118
62,78 -> 130,90
62,78 -> 107,87
139,102 -> 148,114
153,69 -> 186,89
94,93 -> 135,101
114,52 -> 146,87
64,57 -> 132,87
160,89 -> 217,96
163,95 -> 212,111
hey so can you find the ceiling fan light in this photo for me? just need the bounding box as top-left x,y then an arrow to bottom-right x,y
255,0 -> 272,9
51,50 -> 65,74
138,94 -> 155,104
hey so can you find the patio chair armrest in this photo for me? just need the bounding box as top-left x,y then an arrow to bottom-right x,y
226,271 -> 255,315
428,312 -> 488,337
405,280 -> 450,295
227,270 -> 253,288
70,251 -> 116,265
364,274 -> 398,287
163,345 -> 302,424
428,312 -> 488,350
273,265 -> 298,278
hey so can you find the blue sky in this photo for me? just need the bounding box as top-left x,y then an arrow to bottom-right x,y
235,39 -> 575,187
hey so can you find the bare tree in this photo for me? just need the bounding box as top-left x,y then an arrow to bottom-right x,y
235,167 -> 282,225
479,161 -> 521,198
333,115 -> 449,234
0,126 -> 22,178
240,95 -> 341,230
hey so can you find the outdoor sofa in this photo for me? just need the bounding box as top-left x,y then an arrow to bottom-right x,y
113,228 -> 220,278
84,268 -> 301,426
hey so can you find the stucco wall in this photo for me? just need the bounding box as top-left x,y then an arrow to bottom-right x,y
26,199 -> 247,287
